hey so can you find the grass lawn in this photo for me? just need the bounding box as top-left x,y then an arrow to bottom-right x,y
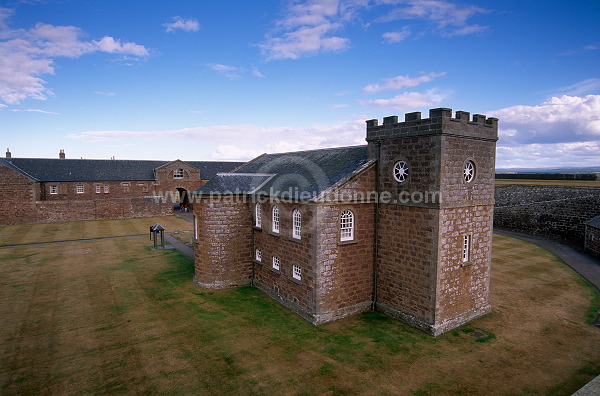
0,217 -> 599,395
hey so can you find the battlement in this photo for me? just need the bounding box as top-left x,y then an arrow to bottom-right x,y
366,108 -> 498,142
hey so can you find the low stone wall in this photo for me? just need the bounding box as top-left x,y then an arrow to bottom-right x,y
14,197 -> 173,225
496,173 -> 599,181
494,185 -> 600,242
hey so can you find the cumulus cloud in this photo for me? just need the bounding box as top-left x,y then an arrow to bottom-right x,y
362,71 -> 446,93
259,0 -> 364,60
361,89 -> 445,110
163,17 -> 200,33
259,0 -> 488,60
490,95 -> 600,168
0,7 -> 149,105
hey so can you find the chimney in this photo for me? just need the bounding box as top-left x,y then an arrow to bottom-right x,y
59,149 -> 65,159
5,148 -> 11,158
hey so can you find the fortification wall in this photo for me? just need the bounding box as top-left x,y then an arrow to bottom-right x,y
494,185 -> 600,242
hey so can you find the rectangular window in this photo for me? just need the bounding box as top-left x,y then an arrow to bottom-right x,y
463,234 -> 472,263
173,168 -> 184,179
50,185 -> 58,195
121,182 -> 130,193
76,184 -> 84,194
292,264 -> 302,281
104,184 -> 109,193
272,256 -> 280,271
193,214 -> 198,241
255,249 -> 262,262
96,184 -> 101,194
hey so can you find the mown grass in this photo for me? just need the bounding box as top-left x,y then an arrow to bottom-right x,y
0,215 -> 193,246
0,219 -> 599,395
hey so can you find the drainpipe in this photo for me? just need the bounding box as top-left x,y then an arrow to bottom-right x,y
372,140 -> 381,311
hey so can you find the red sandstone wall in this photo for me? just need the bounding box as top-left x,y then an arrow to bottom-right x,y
314,203 -> 375,323
0,164 -> 38,224
376,205 -> 439,327
194,197 -> 253,288
252,201 -> 318,321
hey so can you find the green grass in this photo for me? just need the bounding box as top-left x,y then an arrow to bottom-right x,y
0,220 -> 599,395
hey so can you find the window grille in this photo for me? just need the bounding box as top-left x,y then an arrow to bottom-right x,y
340,210 -> 354,241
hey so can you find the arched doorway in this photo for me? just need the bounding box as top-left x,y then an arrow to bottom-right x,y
176,188 -> 191,212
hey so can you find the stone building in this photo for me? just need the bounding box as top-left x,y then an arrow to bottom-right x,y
192,108 -> 499,336
0,151 -> 242,225
584,216 -> 600,257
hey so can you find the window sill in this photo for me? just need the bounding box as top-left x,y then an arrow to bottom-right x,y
269,267 -> 280,274
268,231 -> 280,237
287,237 -> 303,244
288,276 -> 303,285
338,239 -> 358,246
252,226 -> 263,231
461,261 -> 473,267
253,259 -> 263,266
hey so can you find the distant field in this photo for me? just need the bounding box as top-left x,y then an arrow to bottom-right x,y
495,179 -> 600,188
0,218 -> 599,395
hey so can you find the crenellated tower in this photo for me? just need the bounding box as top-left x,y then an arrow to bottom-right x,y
366,108 -> 498,335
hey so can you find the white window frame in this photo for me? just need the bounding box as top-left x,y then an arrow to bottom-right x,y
96,184 -> 101,194
50,185 -> 58,195
292,264 -> 302,281
255,203 -> 262,228
340,210 -> 354,241
255,248 -> 262,262
76,184 -> 84,194
104,184 -> 109,194
463,160 -> 476,183
292,209 -> 301,239
272,205 -> 280,233
393,160 -> 409,183
463,234 -> 472,263
193,214 -> 198,241
173,168 -> 184,179
272,255 -> 280,271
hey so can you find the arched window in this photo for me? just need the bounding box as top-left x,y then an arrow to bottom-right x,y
255,203 -> 262,228
340,210 -> 354,241
292,209 -> 301,239
272,205 -> 280,233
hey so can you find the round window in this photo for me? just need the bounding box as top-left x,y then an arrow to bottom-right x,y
463,160 -> 476,183
393,161 -> 409,183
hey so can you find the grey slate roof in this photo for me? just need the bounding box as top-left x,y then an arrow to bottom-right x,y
194,145 -> 372,201
0,157 -> 243,182
585,215 -> 600,230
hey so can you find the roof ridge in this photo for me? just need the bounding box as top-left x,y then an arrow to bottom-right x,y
259,144 -> 367,157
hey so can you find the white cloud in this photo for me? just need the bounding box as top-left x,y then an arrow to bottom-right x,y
361,89 -> 445,110
208,63 -> 266,79
362,71 -> 446,94
163,17 -> 200,33
382,27 -> 411,43
95,91 -> 116,96
377,0 -> 490,37
66,119 -> 366,161
330,103 -> 349,109
490,95 -> 600,168
12,108 -> 58,114
558,78 -> 600,96
0,7 -> 149,105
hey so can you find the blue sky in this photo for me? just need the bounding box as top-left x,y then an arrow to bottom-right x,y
0,0 -> 599,168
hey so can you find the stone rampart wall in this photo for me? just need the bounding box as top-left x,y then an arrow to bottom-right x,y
494,185 -> 600,242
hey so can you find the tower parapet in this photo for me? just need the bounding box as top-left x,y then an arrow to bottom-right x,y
366,108 -> 498,143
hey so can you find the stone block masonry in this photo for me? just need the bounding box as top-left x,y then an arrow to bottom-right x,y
494,185 -> 600,242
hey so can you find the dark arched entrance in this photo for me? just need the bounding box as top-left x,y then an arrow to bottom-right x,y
176,188 -> 191,211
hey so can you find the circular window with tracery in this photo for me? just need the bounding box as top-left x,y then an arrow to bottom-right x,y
463,160 -> 476,183
393,161 -> 409,183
